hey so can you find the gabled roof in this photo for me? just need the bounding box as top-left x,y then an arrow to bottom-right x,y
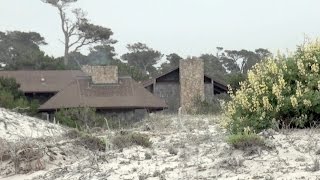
39,76 -> 168,111
142,66 -> 228,90
0,70 -> 85,93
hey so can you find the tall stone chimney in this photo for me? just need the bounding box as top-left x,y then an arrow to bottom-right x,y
81,65 -> 118,84
179,57 -> 204,113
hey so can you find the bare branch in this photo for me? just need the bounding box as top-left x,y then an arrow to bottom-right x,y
57,6 -> 67,36
72,38 -> 99,52
68,36 -> 84,48
58,39 -> 65,45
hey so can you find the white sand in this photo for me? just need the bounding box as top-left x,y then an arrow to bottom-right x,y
0,108 -> 65,142
2,111 -> 320,179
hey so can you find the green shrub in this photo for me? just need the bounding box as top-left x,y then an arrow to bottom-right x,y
0,77 -> 23,97
55,109 -> 78,128
226,73 -> 247,91
0,78 -> 39,114
227,131 -> 265,149
112,132 -> 152,149
226,40 -> 320,134
55,107 -> 105,130
0,90 -> 15,109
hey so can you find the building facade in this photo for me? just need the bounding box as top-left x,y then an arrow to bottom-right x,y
143,58 -> 228,112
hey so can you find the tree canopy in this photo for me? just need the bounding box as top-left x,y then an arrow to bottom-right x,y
220,48 -> 272,74
121,42 -> 163,76
159,53 -> 183,73
42,0 -> 115,65
0,31 -> 64,70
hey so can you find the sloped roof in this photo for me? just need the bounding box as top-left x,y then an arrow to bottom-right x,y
142,66 -> 228,89
39,76 -> 168,111
0,70 -> 85,93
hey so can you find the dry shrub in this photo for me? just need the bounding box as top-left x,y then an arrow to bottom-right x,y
8,140 -> 45,174
65,129 -> 106,152
78,134 -> 106,152
306,158 -> 320,172
0,138 -> 10,163
168,146 -> 178,155
183,117 -> 209,130
144,152 -> 152,160
190,95 -> 227,115
141,114 -> 173,132
112,131 -> 152,149
65,128 -> 82,139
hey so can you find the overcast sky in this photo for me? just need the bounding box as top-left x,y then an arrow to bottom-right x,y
0,0 -> 320,58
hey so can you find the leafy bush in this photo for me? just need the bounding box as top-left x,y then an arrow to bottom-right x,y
0,77 -> 39,114
112,132 -> 152,149
226,40 -> 320,134
226,73 -> 247,91
227,129 -> 265,149
55,107 -> 105,130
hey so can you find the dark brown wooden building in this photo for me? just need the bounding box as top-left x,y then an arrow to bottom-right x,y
0,70 -> 85,104
0,67 -> 167,114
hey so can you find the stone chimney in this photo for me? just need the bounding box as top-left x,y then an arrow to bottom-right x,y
179,57 -> 204,113
81,65 -> 118,84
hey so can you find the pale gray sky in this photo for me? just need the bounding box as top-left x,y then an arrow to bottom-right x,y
0,0 -> 320,58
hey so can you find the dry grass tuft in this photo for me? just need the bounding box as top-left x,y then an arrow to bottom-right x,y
112,131 -> 152,149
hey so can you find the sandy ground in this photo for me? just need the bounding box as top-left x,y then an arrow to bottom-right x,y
0,108 -> 65,142
2,110 -> 320,179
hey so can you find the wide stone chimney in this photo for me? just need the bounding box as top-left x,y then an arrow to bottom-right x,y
81,65 -> 118,84
179,57 -> 204,113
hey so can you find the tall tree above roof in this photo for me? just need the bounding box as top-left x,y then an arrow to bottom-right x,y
121,42 -> 163,76
42,0 -> 115,66
0,31 -> 59,70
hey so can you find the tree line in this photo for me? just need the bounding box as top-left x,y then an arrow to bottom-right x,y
0,0 -> 272,89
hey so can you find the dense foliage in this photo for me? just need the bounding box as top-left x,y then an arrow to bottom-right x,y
0,31 -> 65,70
0,77 -> 39,115
121,42 -> 163,77
55,107 -> 105,130
226,40 -> 320,134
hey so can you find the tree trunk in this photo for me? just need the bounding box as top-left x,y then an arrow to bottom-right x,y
64,48 -> 69,66
64,37 -> 69,66
142,64 -> 148,75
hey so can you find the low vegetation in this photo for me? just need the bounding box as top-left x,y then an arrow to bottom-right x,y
227,131 -> 265,149
0,138 -> 45,174
111,131 -> 152,149
65,129 -> 106,151
191,93 -> 230,115
0,77 -> 39,115
55,107 -> 105,130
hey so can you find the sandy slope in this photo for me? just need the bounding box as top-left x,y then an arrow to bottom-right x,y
2,110 -> 320,179
0,108 -> 65,142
